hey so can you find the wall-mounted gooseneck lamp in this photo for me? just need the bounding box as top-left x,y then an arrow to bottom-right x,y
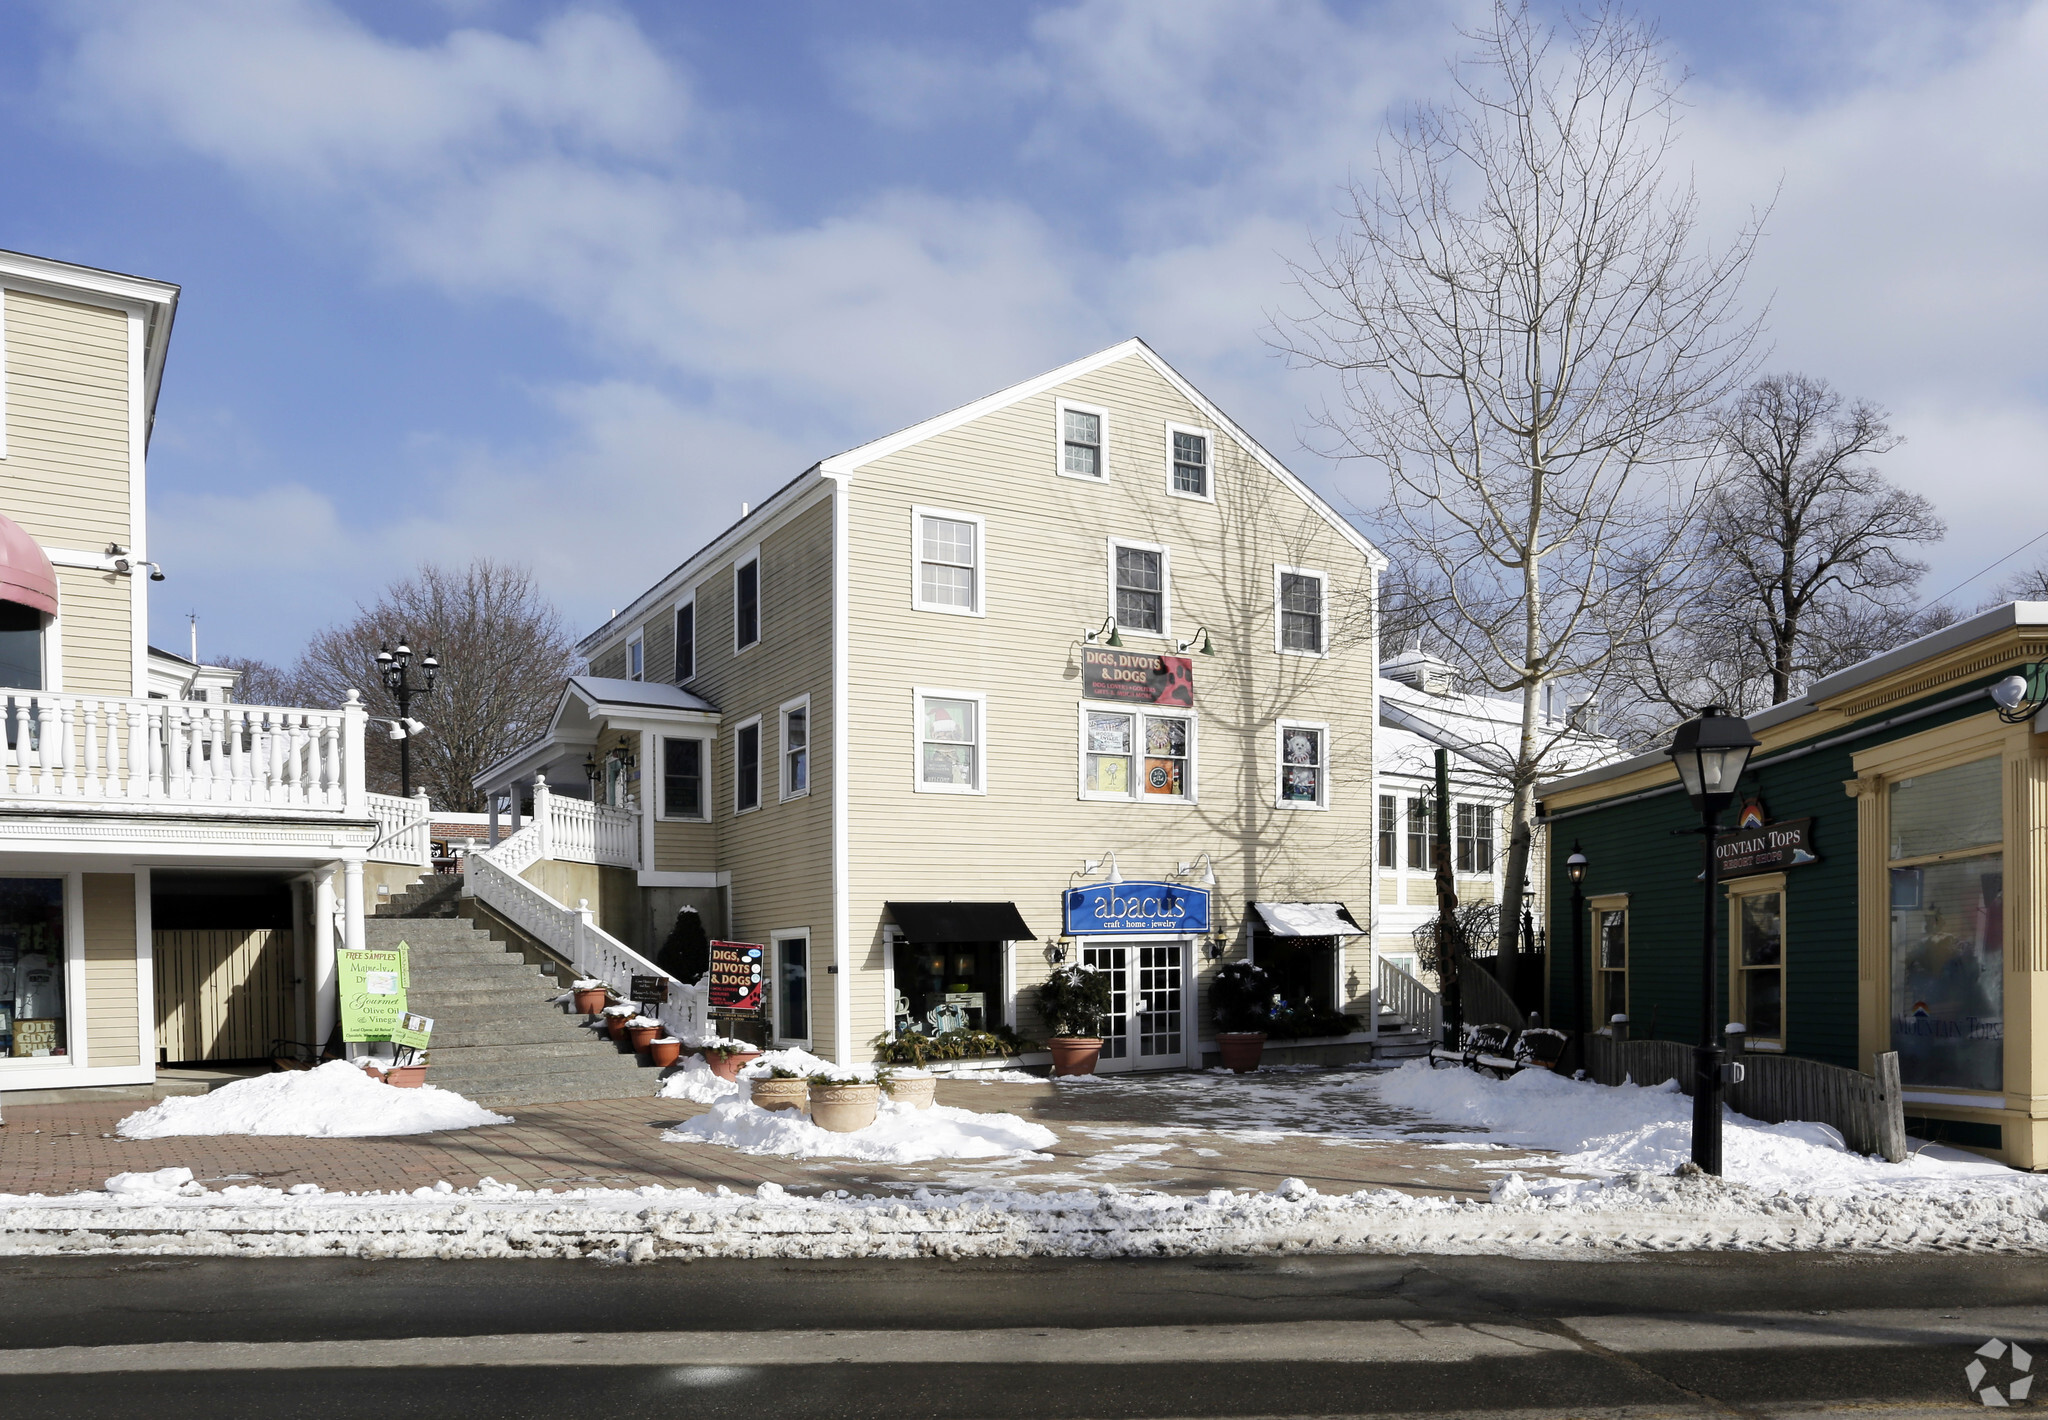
1175,852 -> 1218,887
1081,850 -> 1123,884
1084,616 -> 1124,648
1176,625 -> 1216,656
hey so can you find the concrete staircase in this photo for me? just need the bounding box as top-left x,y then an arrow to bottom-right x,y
366,875 -> 660,1106
1372,1003 -> 1436,1061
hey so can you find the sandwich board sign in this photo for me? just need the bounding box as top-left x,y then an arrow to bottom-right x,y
339,943 -> 410,1043
708,941 -> 764,1012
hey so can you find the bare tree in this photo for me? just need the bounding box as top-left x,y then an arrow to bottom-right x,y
293,560 -> 578,809
214,655 -> 302,708
1274,2 -> 1765,983
1996,560 -> 2048,602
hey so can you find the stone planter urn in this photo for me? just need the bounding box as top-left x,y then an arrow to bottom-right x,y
750,1076 -> 809,1114
885,1072 -> 937,1110
1048,1036 -> 1103,1077
1216,1032 -> 1268,1074
707,1049 -> 762,1081
808,1080 -> 879,1132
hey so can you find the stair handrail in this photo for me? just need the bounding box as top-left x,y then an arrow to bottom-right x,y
1375,957 -> 1442,1042
366,789 -> 434,868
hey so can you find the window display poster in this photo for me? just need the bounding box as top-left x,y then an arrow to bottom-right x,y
0,877 -> 65,1058
339,944 -> 411,1043
10,1017 -> 61,1057
1890,859 -> 2003,1091
708,941 -> 764,1012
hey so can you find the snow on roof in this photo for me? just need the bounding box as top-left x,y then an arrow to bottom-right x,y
1377,676 -> 1618,783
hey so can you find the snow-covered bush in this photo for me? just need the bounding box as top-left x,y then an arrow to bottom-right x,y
1036,963 -> 1112,1038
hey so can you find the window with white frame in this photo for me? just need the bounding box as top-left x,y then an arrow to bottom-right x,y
661,737 -> 706,820
773,932 -> 810,1044
674,598 -> 695,682
1166,423 -> 1210,498
1379,794 -> 1398,868
1058,400 -> 1106,479
913,509 -> 983,615
1277,722 -> 1327,808
1110,540 -> 1168,636
915,690 -> 983,793
1276,568 -> 1325,655
780,697 -> 809,799
1456,802 -> 1495,873
734,717 -> 762,813
1407,796 -> 1435,869
627,631 -> 644,681
1081,706 -> 1193,801
734,551 -> 761,650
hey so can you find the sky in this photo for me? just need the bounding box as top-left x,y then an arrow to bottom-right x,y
1,0 -> 2042,664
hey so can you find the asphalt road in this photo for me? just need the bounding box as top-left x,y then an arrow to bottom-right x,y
0,1251 -> 2038,1417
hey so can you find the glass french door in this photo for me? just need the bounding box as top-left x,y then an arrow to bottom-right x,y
1081,939 -> 1189,1071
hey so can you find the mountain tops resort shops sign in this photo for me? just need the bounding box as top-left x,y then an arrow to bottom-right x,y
1713,799 -> 1819,879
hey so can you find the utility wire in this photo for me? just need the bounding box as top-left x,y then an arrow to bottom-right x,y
1915,526 -> 2048,613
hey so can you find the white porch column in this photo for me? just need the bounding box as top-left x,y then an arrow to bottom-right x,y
343,858 -> 366,956
510,779 -> 524,835
312,865 -> 338,1052
534,773 -> 553,861
489,790 -> 501,846
639,729 -> 655,873
341,689 -> 367,816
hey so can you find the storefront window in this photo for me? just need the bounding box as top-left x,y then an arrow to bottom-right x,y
0,603 -> 44,691
1085,710 -> 1190,799
1735,890 -> 1784,1043
1595,906 -> 1627,1025
891,939 -> 1005,1036
0,878 -> 66,1060
775,937 -> 809,1042
1889,756 -> 2003,1091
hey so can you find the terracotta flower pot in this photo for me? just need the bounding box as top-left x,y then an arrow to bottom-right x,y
385,1065 -> 428,1089
808,1080 -> 879,1132
572,988 -> 607,1015
605,1016 -> 630,1042
648,1039 -> 682,1068
750,1076 -> 809,1114
707,1050 -> 762,1081
1216,1032 -> 1268,1074
885,1073 -> 937,1110
629,1025 -> 661,1053
1049,1036 -> 1103,1077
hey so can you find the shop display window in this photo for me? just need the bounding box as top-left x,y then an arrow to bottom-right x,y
0,878 -> 65,1060
891,940 -> 1004,1036
1084,709 -> 1191,799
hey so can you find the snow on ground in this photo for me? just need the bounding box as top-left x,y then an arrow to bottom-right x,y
656,1048 -> 880,1105
664,1098 -> 1057,1164
115,1062 -> 511,1139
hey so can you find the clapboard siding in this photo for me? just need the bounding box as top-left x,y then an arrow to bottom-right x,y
82,873 -> 139,1069
152,928 -> 297,1063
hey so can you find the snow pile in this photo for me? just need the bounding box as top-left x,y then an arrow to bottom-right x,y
116,1061 -> 512,1139
1365,1062 -> 2014,1195
666,1098 -> 1056,1164
655,1047 -> 850,1104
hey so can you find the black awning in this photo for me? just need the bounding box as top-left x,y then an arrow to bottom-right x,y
886,901 -> 1036,944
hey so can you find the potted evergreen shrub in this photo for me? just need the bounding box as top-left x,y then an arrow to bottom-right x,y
703,1039 -> 762,1081
807,1070 -> 883,1132
1036,963 -> 1113,1076
1211,961 -> 1273,1073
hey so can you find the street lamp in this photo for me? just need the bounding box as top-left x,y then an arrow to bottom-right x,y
1567,841 -> 1587,1070
1667,705 -> 1759,1176
375,637 -> 439,798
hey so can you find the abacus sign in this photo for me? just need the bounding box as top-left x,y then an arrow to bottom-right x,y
1064,882 -> 1211,935
708,940 -> 764,1012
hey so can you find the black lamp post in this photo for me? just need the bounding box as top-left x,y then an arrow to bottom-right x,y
1567,842 -> 1587,1068
374,637 -> 439,798
1667,705 -> 1759,1175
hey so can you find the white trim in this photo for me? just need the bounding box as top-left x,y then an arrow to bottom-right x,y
770,927 -> 813,1048
638,869 -> 731,888
732,544 -> 763,653
909,505 -> 986,617
1163,420 -> 1215,503
64,869 -> 85,1066
1276,718 -> 1332,810
1053,398 -> 1110,483
41,603 -> 61,692
829,473 -> 852,1065
881,924 -> 902,1035
1274,564 -> 1329,659
626,629 -> 645,682
732,714 -> 764,815
657,732 -> 712,822
0,1062 -> 153,1093
1106,537 -> 1172,641
128,307 -> 147,696
913,687 -> 987,795
778,693 -> 812,801
1075,700 -> 1198,805
672,593 -> 696,684
1901,1088 -> 2007,1108
132,867 -> 153,1079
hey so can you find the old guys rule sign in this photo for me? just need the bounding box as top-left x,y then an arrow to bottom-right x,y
1082,648 -> 1194,707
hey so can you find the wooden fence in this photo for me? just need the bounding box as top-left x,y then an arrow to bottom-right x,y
153,928 -> 297,1063
1583,1035 -> 1906,1162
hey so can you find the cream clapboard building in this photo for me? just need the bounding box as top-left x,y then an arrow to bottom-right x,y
477,340 -> 1389,1069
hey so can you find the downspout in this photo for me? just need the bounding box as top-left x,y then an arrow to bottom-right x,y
825,471 -> 853,1065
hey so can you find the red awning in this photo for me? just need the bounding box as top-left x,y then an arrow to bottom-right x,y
0,513 -> 57,617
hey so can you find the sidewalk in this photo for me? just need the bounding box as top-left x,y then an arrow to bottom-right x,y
0,1072 -> 1558,1202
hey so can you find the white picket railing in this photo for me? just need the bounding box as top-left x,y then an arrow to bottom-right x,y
1376,957 -> 1441,1040
366,790 -> 433,867
534,779 -> 639,869
463,844 -> 709,1045
0,689 -> 364,814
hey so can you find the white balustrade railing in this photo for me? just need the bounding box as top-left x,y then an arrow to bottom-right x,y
0,690 -> 364,813
464,848 -> 708,1044
1376,957 -> 1441,1041
534,780 -> 639,869
367,790 -> 433,867
486,821 -> 544,876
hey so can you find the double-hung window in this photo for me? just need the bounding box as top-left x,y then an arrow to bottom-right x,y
661,737 -> 705,820
1277,722 -> 1328,808
1456,803 -> 1494,874
1591,897 -> 1629,1029
915,690 -> 983,793
1110,540 -> 1168,636
627,631 -> 644,681
1406,795 -> 1434,868
734,718 -> 762,813
780,697 -> 809,799
674,599 -> 695,682
734,551 -> 761,651
913,509 -> 983,615
1379,794 -> 1398,868
1276,568 -> 1325,655
1058,401 -> 1106,479
1730,881 -> 1785,1049
1081,706 -> 1193,801
1166,423 -> 1210,499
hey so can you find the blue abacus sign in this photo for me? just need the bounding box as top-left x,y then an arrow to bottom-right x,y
1063,882 -> 1211,936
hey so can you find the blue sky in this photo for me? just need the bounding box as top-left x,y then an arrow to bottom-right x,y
2,0 -> 2041,662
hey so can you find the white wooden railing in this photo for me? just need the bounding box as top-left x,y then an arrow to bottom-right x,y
1376,957 -> 1441,1041
463,842 -> 709,1044
366,789 -> 433,867
0,689 -> 364,814
533,776 -> 638,869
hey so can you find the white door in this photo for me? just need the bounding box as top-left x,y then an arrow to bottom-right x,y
1081,938 -> 1190,1072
